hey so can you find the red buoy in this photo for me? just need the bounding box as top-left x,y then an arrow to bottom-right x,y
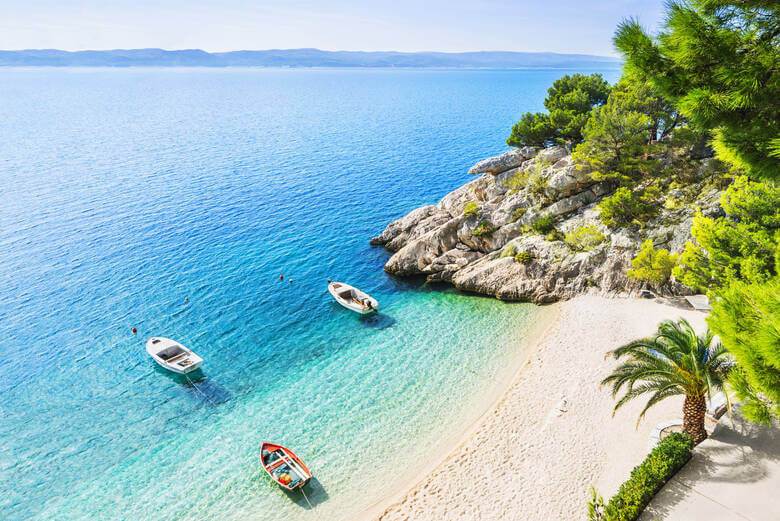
131,327 -> 137,334
279,274 -> 283,280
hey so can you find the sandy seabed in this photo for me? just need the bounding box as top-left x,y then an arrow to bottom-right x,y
361,296 -> 707,521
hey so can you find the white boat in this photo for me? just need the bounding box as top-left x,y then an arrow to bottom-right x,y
328,281 -> 378,314
145,337 -> 203,374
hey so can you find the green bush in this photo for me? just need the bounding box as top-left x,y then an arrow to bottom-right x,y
500,243 -> 518,258
532,215 -> 555,234
527,167 -> 549,198
508,207 -> 527,223
545,229 -> 565,242
471,220 -> 496,237
505,158 -> 552,197
463,202 -> 479,218
565,224 -> 606,251
597,187 -> 659,228
627,239 -> 678,285
515,250 -> 534,264
600,432 -> 692,521
504,170 -> 527,194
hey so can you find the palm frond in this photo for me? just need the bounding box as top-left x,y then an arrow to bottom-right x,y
602,316 -> 727,427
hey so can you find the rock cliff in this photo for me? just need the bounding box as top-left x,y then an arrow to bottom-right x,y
371,146 -> 722,303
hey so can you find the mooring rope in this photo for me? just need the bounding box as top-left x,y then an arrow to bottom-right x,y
299,487 -> 323,520
184,372 -> 219,407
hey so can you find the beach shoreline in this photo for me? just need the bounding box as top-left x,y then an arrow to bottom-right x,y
359,295 -> 707,521
356,302 -> 561,521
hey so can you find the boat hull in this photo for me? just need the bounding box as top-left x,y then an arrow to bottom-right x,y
145,337 -> 204,374
327,282 -> 378,314
157,359 -> 203,374
260,442 -> 312,490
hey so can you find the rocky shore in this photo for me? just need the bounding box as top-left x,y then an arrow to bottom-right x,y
371,146 -> 722,303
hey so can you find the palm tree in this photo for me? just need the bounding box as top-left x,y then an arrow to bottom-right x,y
602,318 -> 731,445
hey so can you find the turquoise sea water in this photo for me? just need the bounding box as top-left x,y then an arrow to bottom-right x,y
0,67 -> 618,521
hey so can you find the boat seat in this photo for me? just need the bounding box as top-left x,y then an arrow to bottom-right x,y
266,450 -> 286,469
166,353 -> 188,363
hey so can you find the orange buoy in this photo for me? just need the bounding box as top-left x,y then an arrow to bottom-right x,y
279,274 -> 283,280
131,327 -> 137,334
185,297 -> 189,301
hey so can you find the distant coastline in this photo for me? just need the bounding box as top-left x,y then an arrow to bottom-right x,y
0,48 -> 621,68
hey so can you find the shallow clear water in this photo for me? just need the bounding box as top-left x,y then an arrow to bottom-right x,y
0,67 -> 618,521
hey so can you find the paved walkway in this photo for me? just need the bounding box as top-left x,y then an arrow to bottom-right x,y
639,413 -> 780,521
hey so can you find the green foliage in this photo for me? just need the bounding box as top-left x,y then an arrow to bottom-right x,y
597,187 -> 660,228
602,318 -> 729,442
526,167 -> 549,199
500,243 -> 518,258
504,170 -> 528,195
601,433 -> 693,521
573,79 -> 674,186
545,229 -> 565,242
532,215 -> 555,234
507,73 -> 611,147
508,207 -> 527,223
614,1 -> 780,180
514,250 -> 533,264
565,224 -> 607,251
587,486 -> 606,521
673,177 -> 780,291
545,73 -> 613,143
728,367 -> 776,426
505,112 -> 556,148
471,220 -> 496,237
708,277 -> 780,424
627,239 -> 679,285
504,158 -> 550,198
463,201 -> 479,218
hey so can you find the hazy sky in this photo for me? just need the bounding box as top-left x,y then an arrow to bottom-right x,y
1,1 -> 665,56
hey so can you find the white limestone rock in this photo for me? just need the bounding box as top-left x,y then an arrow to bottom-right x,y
467,147 -> 537,175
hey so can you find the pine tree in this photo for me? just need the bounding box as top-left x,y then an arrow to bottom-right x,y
507,74 -> 611,147
708,277 -> 780,424
673,176 -> 780,291
614,1 -> 780,180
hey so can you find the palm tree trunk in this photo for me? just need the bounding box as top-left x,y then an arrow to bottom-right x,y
683,394 -> 708,445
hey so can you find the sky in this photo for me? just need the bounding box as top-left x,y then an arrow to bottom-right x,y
0,1 -> 665,56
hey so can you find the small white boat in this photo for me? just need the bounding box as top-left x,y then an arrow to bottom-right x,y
145,337 -> 203,374
328,280 -> 378,314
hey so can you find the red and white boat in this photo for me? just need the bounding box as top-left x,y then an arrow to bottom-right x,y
260,442 -> 312,490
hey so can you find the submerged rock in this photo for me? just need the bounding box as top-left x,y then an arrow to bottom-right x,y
372,147 -> 721,304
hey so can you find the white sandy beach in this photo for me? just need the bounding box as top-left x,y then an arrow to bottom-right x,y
363,296 -> 708,521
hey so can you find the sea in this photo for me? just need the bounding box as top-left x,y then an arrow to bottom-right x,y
0,67 -> 619,521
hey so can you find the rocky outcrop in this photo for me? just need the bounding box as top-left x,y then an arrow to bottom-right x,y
467,147 -> 537,175
371,147 -> 722,304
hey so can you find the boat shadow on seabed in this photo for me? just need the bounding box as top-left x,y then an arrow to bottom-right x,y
152,365 -> 232,406
283,477 -> 329,509
358,312 -> 395,330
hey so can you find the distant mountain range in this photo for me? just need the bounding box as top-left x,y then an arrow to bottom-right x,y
0,48 -> 620,68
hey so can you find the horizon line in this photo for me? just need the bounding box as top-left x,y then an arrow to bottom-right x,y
1,47 -> 620,59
